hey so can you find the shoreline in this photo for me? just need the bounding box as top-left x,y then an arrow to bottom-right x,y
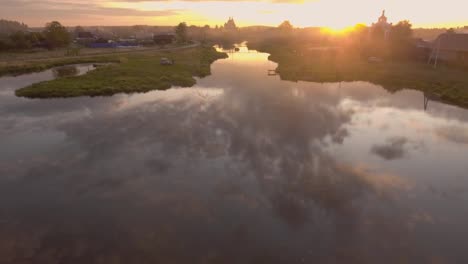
14,46 -> 228,98
0,42 -> 200,77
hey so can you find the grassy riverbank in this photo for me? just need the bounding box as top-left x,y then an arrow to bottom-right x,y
14,46 -> 227,98
249,43 -> 468,108
0,43 -> 194,76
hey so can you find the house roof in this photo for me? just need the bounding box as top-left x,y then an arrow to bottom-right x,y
77,32 -> 94,39
154,33 -> 175,40
414,38 -> 431,48
434,33 -> 468,52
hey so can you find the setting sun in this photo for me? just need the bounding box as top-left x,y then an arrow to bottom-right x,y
320,25 -> 362,35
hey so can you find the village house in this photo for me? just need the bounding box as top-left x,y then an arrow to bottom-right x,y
75,31 -> 96,45
154,33 -> 175,45
429,33 -> 468,64
77,31 -> 94,39
458,26 -> 468,34
135,31 -> 154,40
412,38 -> 432,61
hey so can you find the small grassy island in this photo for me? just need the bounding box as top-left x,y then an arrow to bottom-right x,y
11,46 -> 227,98
248,43 -> 468,109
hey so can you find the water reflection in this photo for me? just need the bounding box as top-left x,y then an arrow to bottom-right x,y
0,48 -> 467,263
52,65 -> 80,78
370,137 -> 409,160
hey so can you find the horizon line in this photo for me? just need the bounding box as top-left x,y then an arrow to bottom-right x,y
24,23 -> 468,30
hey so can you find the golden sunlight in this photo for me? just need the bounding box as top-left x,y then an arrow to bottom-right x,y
1,0 -> 467,27
101,0 -> 463,28
103,0 -> 468,28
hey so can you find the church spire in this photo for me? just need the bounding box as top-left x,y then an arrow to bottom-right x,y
378,10 -> 388,23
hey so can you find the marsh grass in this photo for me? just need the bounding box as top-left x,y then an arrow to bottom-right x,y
14,47 -> 227,98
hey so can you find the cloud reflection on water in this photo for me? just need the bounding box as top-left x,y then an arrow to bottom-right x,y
0,50 -> 467,263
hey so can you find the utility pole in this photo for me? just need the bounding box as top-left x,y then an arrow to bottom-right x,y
428,35 -> 443,68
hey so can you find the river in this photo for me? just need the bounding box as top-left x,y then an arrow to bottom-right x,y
0,47 -> 467,263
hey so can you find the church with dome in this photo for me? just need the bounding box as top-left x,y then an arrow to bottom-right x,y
371,10 -> 393,40
224,17 -> 238,31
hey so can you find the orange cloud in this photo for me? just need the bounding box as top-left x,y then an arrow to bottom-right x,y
1,0 -> 467,27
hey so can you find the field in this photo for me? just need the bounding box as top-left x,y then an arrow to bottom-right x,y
0,43 -> 197,76
12,46 -> 227,98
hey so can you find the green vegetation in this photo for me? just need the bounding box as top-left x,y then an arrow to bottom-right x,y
242,16 -> 468,108
249,44 -> 468,108
0,19 -> 28,35
15,46 -> 227,98
175,22 -> 189,44
43,21 -> 71,49
1,20 -> 70,51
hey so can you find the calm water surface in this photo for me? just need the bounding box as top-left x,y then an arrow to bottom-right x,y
0,48 -> 468,263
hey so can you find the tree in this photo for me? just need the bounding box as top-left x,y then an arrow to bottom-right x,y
43,21 -> 71,49
132,25 -> 145,32
202,25 -> 210,43
392,20 -> 413,40
28,32 -> 45,46
370,24 -> 386,41
0,19 -> 28,36
0,39 -> 13,51
278,20 -> 294,32
353,24 -> 368,33
74,26 -> 85,37
1,31 -> 45,51
447,28 -> 456,34
10,31 -> 32,49
351,24 -> 368,54
390,20 -> 414,60
175,22 -> 188,44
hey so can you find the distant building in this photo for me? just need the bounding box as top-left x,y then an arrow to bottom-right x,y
413,38 -> 432,61
118,38 -> 137,43
76,31 -> 96,45
458,27 -> 468,34
135,31 -> 154,40
414,38 -> 431,49
154,33 -> 175,45
371,10 -> 392,40
429,33 -> 468,64
77,32 -> 94,39
224,17 -> 237,31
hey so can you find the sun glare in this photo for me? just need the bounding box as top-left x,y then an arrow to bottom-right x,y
99,0 -> 468,29
320,24 -> 363,36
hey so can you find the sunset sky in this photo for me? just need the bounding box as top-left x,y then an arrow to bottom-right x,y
2,0 -> 467,29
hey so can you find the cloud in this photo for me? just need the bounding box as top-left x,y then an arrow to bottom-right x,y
114,0 -> 307,2
0,47 -> 439,263
371,137 -> 408,160
435,125 -> 468,145
1,0 -> 181,26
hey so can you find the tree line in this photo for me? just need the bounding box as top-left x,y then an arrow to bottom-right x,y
0,20 -> 71,51
200,19 -> 420,61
